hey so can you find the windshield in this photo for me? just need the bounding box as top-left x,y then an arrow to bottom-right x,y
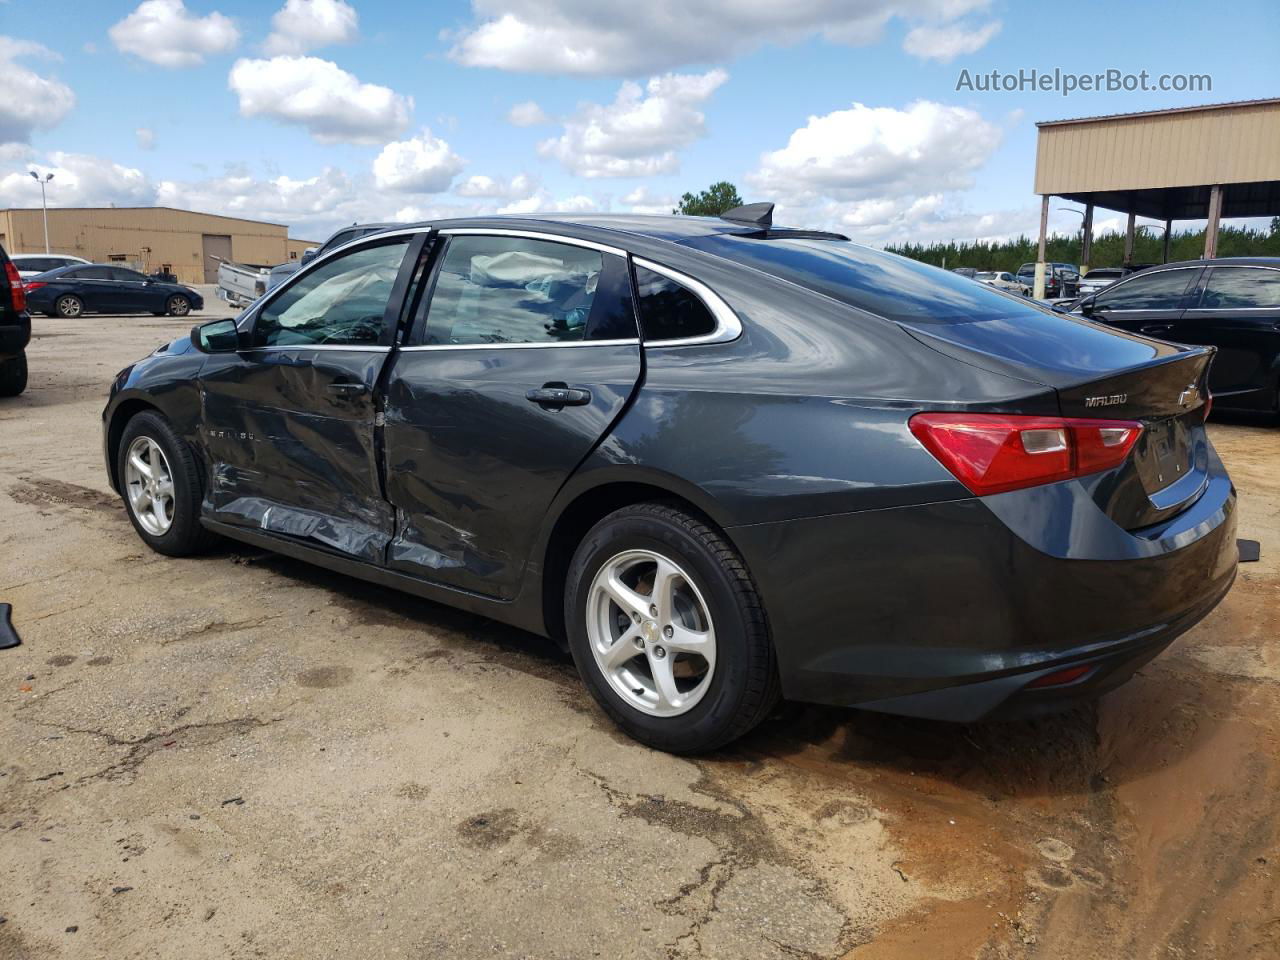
686,235 -> 1052,325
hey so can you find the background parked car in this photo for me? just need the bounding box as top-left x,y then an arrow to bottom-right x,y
0,243 -> 31,396
950,266 -> 978,279
9,253 -> 90,278
1078,257 -> 1280,413
266,222 -> 399,293
1017,261 -> 1081,298
24,264 -> 203,318
1077,266 -> 1130,297
976,270 -> 1027,294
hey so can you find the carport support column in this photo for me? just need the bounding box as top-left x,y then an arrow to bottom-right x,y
1203,184 -> 1223,260
1123,212 -> 1137,267
1034,195 -> 1049,299
1080,203 -> 1094,275
1163,219 -> 1173,264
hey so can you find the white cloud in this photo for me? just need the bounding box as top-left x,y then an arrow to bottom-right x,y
449,0 -> 995,74
454,172 -> 538,199
264,0 -> 358,55
497,191 -> 600,215
229,56 -> 413,144
751,100 -> 1000,204
506,100 -> 550,126
371,129 -> 465,192
0,152 -> 152,208
902,18 -> 1000,62
622,185 -> 675,214
538,69 -> 726,178
155,165 -> 369,231
0,37 -> 76,144
109,0 -> 240,68
136,127 -> 156,150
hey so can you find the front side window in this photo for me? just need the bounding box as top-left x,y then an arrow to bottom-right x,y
1095,268 -> 1197,310
111,267 -> 146,282
253,240 -> 407,347
633,266 -> 717,341
423,235 -> 631,345
1198,267 -> 1280,309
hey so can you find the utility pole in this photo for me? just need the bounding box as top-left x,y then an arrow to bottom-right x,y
29,171 -> 54,254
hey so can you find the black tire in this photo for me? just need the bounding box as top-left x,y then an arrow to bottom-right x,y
55,294 -> 83,318
166,295 -> 191,317
117,410 -> 217,556
0,353 -> 27,397
565,502 -> 779,754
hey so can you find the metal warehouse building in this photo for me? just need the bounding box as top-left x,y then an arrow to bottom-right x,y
0,206 -> 318,285
1032,97 -> 1280,296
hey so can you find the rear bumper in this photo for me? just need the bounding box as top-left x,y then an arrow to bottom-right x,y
731,451 -> 1238,722
0,314 -> 30,357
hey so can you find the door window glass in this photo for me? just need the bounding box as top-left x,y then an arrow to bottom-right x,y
111,267 -> 147,282
1095,268 -> 1196,310
423,235 -> 610,345
633,266 -> 717,341
1198,267 -> 1280,309
254,240 -> 407,347
72,266 -> 111,280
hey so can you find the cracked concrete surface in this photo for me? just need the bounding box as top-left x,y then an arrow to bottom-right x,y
2,315 -> 1278,959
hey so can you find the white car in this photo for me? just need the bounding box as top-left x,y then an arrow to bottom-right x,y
10,253 -> 91,278
976,271 -> 1028,295
1076,267 -> 1130,297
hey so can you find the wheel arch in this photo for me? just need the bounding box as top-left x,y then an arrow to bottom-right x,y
536,473 -> 746,647
105,397 -> 165,493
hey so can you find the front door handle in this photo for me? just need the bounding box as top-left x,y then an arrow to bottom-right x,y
526,384 -> 591,407
1141,324 -> 1174,334
327,381 -> 368,397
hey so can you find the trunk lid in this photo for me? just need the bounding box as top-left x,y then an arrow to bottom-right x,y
902,313 -> 1214,529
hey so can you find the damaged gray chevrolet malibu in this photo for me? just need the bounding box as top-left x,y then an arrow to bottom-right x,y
102,205 -> 1238,753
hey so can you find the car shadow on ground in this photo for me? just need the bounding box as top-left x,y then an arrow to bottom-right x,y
216,542 -> 1230,804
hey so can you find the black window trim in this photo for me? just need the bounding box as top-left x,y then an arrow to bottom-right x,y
1184,264 -> 1280,313
1092,265 -> 1203,312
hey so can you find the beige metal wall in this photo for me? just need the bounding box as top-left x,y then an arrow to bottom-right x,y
0,207 -> 307,285
1035,101 -> 1280,195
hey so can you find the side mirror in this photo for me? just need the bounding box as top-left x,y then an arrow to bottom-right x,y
191,318 -> 243,353
300,247 -> 318,266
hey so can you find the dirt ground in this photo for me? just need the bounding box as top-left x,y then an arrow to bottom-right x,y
2,310 -> 1277,960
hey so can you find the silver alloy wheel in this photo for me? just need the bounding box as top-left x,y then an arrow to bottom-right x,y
57,295 -> 82,318
586,549 -> 717,717
124,435 -> 176,536
167,296 -> 190,317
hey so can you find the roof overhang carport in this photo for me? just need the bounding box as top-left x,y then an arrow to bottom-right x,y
1030,98 -> 1280,296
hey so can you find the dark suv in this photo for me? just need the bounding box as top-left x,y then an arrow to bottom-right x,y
0,243 -> 31,396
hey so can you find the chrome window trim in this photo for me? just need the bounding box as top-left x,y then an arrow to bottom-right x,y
632,256 -> 743,346
436,227 -> 627,258
238,344 -> 392,354
399,338 -> 638,352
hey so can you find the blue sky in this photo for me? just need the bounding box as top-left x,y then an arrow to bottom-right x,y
2,0 -> 1277,244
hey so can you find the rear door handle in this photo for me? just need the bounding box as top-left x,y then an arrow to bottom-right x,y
327,382 -> 368,397
526,384 -> 591,407
1141,324 -> 1173,334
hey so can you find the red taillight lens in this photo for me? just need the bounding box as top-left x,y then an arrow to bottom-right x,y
4,261 -> 25,312
1202,389 -> 1213,422
909,413 -> 1144,496
23,281 -> 45,293
1027,664 -> 1094,688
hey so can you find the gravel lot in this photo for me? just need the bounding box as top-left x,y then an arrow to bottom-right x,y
2,311 -> 1277,959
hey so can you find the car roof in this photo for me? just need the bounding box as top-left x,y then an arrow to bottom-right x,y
12,253 -> 86,260
1154,256 -> 1280,269
384,213 -> 770,245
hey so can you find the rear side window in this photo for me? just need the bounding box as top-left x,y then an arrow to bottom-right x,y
423,235 -> 624,346
633,266 -> 716,341
1198,267 -> 1280,309
70,266 -> 111,280
1095,268 -> 1197,310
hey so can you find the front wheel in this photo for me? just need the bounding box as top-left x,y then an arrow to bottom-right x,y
166,295 -> 191,317
565,503 -> 779,753
0,353 -> 27,397
117,411 -> 216,556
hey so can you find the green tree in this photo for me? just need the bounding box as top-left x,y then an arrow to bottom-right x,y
674,181 -> 744,217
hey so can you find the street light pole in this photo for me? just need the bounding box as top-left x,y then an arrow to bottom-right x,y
29,171 -> 54,254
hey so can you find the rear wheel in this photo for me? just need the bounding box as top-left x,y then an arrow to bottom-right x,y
166,295 -> 191,317
117,411 -> 216,556
0,353 -> 27,397
55,295 -> 83,318
565,503 -> 779,753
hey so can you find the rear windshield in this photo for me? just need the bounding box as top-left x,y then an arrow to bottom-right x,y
686,235 -> 1049,324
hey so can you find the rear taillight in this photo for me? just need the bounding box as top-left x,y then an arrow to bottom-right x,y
4,261 -> 25,312
1027,664 -> 1094,688
909,413 -> 1144,496
23,281 -> 46,293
